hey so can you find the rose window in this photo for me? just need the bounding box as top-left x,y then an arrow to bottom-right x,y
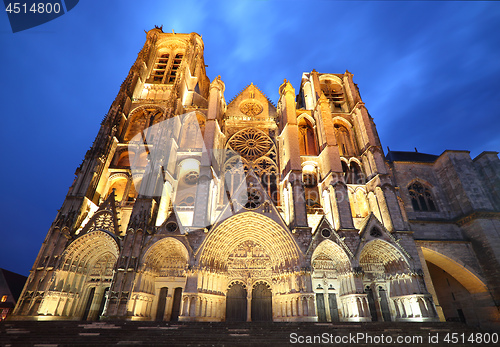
241,188 -> 262,209
239,101 -> 263,117
228,128 -> 273,160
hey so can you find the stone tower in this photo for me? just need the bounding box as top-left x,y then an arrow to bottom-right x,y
11,28 -> 499,328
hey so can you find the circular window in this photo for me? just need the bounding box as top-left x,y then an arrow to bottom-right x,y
241,188 -> 262,209
228,128 -> 273,160
321,229 -> 331,238
184,171 -> 199,185
166,222 -> 178,233
239,101 -> 263,117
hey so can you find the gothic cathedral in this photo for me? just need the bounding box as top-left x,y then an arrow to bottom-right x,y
11,29 -> 500,328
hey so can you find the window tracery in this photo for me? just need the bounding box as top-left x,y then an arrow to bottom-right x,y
228,128 -> 274,160
408,182 -> 437,212
241,188 -> 262,209
225,128 -> 278,204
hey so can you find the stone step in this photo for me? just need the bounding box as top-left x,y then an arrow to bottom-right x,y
1,321 -> 493,347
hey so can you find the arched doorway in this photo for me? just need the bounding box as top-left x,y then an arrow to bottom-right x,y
82,287 -> 96,321
311,239 -> 351,322
170,287 -> 182,321
226,282 -> 247,322
139,237 -> 189,320
251,282 -> 272,321
155,287 -> 168,321
37,230 -> 119,320
199,212 -> 304,322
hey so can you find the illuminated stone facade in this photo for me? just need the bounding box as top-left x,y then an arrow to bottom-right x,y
11,29 -> 500,328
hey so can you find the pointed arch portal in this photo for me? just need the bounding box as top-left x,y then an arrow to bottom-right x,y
226,283 -> 247,322
251,282 -> 272,321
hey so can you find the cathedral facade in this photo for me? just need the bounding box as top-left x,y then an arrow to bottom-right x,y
12,29 -> 500,328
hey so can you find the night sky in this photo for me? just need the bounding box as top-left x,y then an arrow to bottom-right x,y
1,1 -> 499,276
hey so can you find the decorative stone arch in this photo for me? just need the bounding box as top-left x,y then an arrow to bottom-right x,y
61,230 -> 119,268
199,212 -> 301,271
310,239 -> 352,322
38,230 -> 119,320
358,239 -> 410,273
227,279 -> 247,291
156,38 -> 189,53
131,237 -> 190,321
311,239 -> 352,274
297,112 -> 316,127
115,148 -> 136,167
418,245 -> 496,325
332,116 -> 353,129
123,105 -> 166,142
348,157 -> 362,167
177,157 -> 201,179
332,118 -> 356,157
318,74 -> 343,85
141,237 -> 190,275
357,239 -> 438,322
104,173 -> 131,203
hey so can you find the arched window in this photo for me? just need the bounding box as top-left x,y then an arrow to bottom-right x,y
408,182 -> 437,212
179,114 -> 204,149
297,118 -> 318,156
123,107 -> 163,143
341,161 -> 349,179
334,124 -> 355,157
107,177 -> 128,202
303,165 -> 320,209
347,162 -> 365,184
320,80 -> 344,112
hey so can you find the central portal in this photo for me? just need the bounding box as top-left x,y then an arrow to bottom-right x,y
226,283 -> 247,321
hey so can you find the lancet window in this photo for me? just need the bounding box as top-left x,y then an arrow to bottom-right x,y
334,124 -> 356,157
408,182 -> 437,212
298,118 -> 318,156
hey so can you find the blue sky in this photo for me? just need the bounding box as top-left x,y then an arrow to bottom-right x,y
1,1 -> 500,275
